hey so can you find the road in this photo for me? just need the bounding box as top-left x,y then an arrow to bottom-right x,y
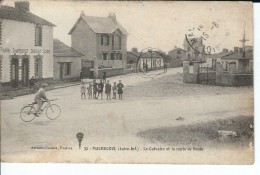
1,67 -> 254,163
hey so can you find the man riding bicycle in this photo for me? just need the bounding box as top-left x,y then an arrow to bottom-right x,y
34,83 -> 49,116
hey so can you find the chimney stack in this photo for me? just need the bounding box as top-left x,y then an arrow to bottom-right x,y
239,48 -> 243,53
15,1 -> 29,11
131,48 -> 138,53
108,12 -> 116,21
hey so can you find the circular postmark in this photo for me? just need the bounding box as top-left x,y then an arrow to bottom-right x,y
185,21 -> 221,56
136,47 -> 167,78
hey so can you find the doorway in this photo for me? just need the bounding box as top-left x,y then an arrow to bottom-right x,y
22,57 -> 29,87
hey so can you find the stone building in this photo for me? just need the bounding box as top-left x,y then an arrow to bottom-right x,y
0,1 -> 55,89
167,47 -> 186,68
68,12 -> 128,78
53,39 -> 84,80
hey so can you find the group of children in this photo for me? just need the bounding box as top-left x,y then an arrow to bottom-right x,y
80,79 -> 124,100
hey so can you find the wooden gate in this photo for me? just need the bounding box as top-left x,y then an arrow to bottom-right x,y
198,63 -> 216,84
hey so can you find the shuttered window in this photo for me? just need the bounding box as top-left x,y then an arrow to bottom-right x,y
35,24 -> 42,46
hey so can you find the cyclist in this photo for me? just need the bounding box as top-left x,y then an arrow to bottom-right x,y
34,83 -> 49,116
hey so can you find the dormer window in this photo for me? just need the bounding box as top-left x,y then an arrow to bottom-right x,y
113,35 -> 121,50
101,34 -> 109,46
35,24 -> 42,46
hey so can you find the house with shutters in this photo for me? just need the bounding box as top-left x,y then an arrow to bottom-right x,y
68,12 -> 128,78
0,1 -> 55,89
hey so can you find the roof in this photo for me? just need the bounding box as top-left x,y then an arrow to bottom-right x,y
127,51 -> 140,57
53,39 -> 84,57
140,52 -> 163,59
68,15 -> 128,35
207,51 -> 233,59
169,47 -> 186,53
0,5 -> 55,26
221,52 -> 253,60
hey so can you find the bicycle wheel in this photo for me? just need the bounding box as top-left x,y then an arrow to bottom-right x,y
20,106 -> 36,122
46,104 -> 61,120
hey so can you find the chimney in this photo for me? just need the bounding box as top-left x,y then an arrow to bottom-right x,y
108,12 -> 116,21
15,1 -> 29,11
131,47 -> 138,53
80,11 -> 85,16
234,47 -> 239,53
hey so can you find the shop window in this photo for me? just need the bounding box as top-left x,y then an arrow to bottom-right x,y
34,56 -> 42,78
101,34 -> 109,46
65,63 -> 71,75
11,57 -> 19,80
35,24 -> 42,46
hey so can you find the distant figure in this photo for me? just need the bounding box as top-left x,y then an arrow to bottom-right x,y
164,63 -> 167,72
112,82 -> 117,100
105,80 -> 112,100
80,71 -> 83,81
29,76 -> 36,90
97,79 -> 104,100
93,79 -> 97,99
102,72 -> 107,83
80,83 -> 86,100
117,80 -> 124,100
87,83 -> 92,100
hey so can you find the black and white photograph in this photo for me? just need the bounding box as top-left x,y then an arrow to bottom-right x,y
0,0 -> 254,164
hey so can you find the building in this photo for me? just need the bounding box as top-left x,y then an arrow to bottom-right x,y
221,48 -> 253,74
138,51 -> 164,71
53,39 -> 84,80
205,49 -> 233,69
183,37 -> 205,63
167,47 -> 186,68
127,48 -> 139,64
0,1 -> 55,89
68,12 -> 128,79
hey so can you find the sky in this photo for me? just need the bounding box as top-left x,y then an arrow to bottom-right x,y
2,0 -> 253,53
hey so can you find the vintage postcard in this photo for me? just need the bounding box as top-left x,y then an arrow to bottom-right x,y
0,1 -> 254,164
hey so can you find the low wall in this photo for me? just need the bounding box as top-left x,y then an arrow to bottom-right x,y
97,68 -> 124,79
183,73 -> 197,84
216,73 -> 253,86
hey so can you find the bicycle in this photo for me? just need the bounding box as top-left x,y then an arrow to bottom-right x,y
20,99 -> 61,122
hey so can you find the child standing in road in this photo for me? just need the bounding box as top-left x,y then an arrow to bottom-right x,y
112,82 -> 117,100
80,83 -> 86,100
87,83 -> 92,100
117,80 -> 124,100
105,80 -> 112,100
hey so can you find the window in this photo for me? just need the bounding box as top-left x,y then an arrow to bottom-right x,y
34,56 -> 43,78
101,34 -> 109,46
11,57 -> 19,80
117,53 -> 122,60
110,53 -> 114,60
65,63 -> 71,75
0,21 -> 2,45
102,53 -> 108,60
177,50 -> 182,54
35,24 -> 42,46
113,35 -> 121,49
0,56 -> 2,81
